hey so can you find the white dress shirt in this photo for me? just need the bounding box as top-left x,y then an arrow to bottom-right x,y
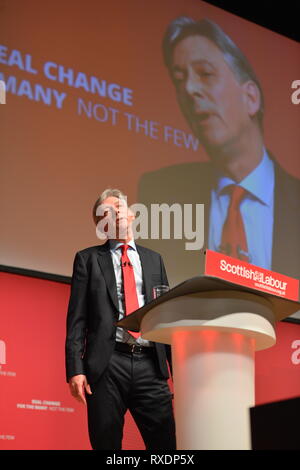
109,239 -> 152,346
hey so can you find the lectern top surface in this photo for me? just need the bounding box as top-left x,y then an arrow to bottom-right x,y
117,275 -> 300,332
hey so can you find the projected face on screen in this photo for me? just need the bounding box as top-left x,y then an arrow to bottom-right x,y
138,16 -> 300,285
171,35 -> 260,153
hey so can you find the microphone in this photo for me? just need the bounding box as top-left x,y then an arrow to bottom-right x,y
121,261 -> 133,267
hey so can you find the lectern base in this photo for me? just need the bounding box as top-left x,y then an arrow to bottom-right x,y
140,293 -> 277,449
172,330 -> 254,450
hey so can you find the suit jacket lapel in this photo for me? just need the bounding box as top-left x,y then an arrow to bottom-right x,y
272,162 -> 300,278
136,245 -> 153,304
97,242 -> 119,311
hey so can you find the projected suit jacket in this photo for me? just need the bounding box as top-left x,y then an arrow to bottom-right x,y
65,241 -> 171,384
138,158 -> 300,285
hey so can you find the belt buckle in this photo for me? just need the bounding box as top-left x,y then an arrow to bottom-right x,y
131,344 -> 141,354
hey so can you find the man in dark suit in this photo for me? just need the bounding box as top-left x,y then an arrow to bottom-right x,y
138,17 -> 300,286
65,189 -> 176,450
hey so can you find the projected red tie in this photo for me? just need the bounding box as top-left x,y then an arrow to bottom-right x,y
121,244 -> 140,339
220,185 -> 249,262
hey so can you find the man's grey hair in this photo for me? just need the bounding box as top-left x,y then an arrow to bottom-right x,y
162,16 -> 264,130
92,188 -> 127,223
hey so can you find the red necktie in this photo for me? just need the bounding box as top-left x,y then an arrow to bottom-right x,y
220,185 -> 249,262
120,244 -> 140,338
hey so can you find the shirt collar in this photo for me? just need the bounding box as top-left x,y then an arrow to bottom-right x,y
215,149 -> 274,206
109,239 -> 137,252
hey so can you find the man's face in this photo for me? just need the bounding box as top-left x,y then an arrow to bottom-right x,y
171,35 -> 255,152
95,196 -> 134,240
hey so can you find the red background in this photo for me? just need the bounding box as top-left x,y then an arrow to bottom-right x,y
0,271 -> 299,449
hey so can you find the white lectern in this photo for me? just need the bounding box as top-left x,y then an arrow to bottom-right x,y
117,276 -> 300,450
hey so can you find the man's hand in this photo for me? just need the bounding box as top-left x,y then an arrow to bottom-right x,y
68,374 -> 92,405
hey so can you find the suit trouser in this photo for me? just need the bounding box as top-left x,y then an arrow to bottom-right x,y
86,348 -> 176,450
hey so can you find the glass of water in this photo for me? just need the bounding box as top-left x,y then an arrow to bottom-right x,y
153,285 -> 170,299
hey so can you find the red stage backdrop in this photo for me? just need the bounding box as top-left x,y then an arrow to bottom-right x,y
0,271 -> 299,449
0,272 -> 142,449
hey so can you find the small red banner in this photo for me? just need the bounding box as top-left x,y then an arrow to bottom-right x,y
205,250 -> 299,302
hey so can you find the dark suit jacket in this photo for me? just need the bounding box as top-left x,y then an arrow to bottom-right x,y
138,158 -> 300,284
65,242 -> 172,384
